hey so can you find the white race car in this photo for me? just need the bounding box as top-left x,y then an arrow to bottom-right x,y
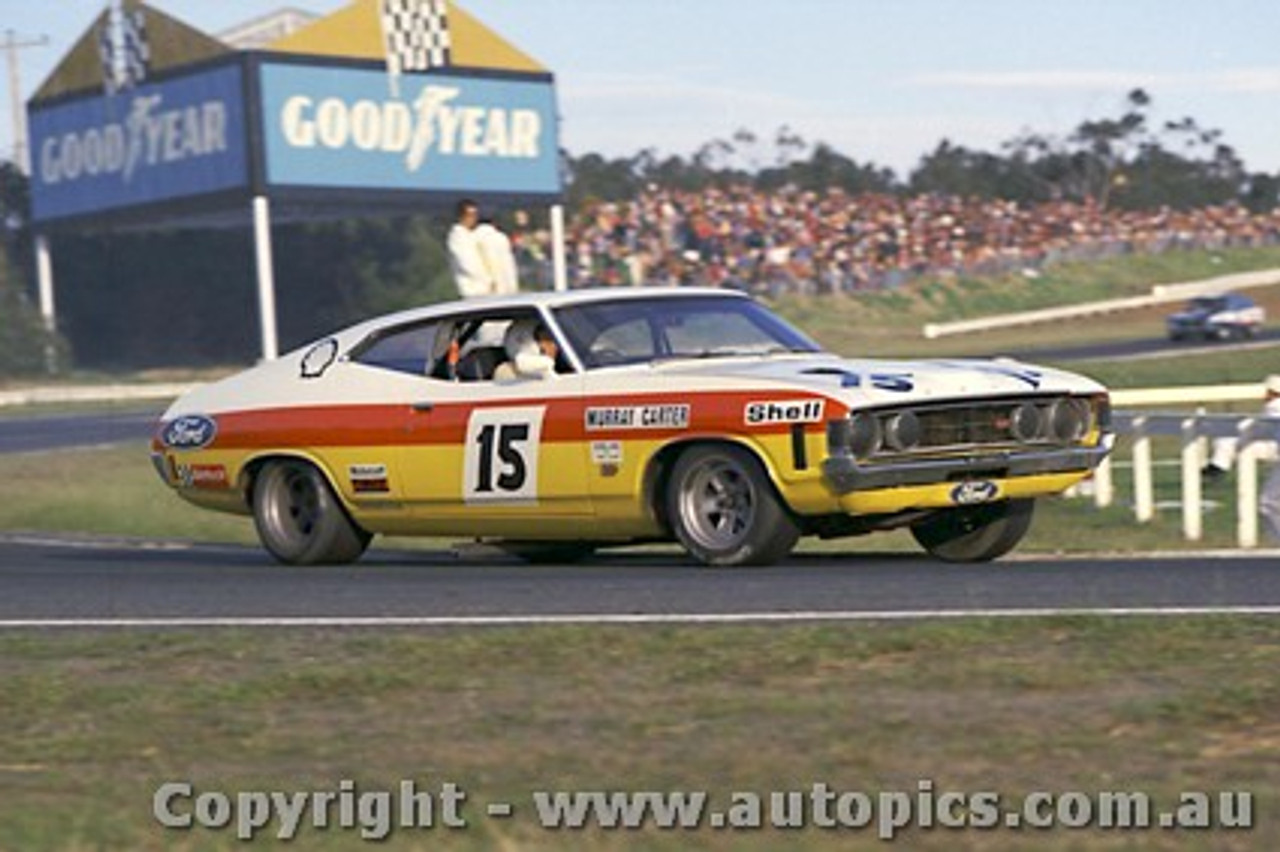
152,288 -> 1112,566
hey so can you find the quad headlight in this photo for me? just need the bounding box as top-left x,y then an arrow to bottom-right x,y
1009,402 -> 1043,443
883,411 -> 921,452
1047,397 -> 1091,443
847,412 -> 883,458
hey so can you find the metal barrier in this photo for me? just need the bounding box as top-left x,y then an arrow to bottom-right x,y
0,383 -> 199,408
1098,412 -> 1279,548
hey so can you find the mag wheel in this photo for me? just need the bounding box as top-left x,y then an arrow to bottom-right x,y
252,460 -> 371,565
911,499 -> 1035,563
666,445 -> 799,567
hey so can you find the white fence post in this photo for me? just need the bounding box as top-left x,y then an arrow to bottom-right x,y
1180,417 -> 1202,541
1132,417 -> 1154,523
1238,421 -> 1260,549
1093,454 -> 1114,509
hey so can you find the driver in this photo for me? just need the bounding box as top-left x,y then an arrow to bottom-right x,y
494,318 -> 558,381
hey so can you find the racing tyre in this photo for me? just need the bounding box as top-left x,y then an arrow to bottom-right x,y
666,445 -> 800,567
910,499 -> 1034,563
252,460 -> 372,565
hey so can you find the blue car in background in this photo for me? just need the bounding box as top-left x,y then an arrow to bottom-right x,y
1166,293 -> 1266,341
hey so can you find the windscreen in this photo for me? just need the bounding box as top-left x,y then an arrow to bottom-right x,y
553,295 -> 821,369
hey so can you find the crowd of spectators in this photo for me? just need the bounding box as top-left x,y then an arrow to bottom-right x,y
508,186 -> 1280,294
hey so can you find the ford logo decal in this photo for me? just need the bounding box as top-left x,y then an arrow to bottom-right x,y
951,480 -> 999,505
161,415 -> 217,450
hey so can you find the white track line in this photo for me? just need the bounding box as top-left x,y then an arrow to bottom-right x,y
2,606 -> 1280,630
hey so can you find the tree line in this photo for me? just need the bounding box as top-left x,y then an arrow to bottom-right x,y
1,89 -> 1276,374
566,90 -> 1278,212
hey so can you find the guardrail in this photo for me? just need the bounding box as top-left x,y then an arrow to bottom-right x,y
0,383 -> 199,408
1110,382 -> 1263,408
922,268 -> 1280,339
1095,412 -> 1278,548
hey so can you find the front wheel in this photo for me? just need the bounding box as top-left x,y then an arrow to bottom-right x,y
910,499 -> 1035,563
666,445 -> 800,567
252,460 -> 372,565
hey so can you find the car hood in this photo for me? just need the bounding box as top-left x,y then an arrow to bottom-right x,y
647,353 -> 1105,406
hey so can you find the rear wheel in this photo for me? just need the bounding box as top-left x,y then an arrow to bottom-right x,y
666,445 -> 800,567
252,460 -> 371,565
910,499 -> 1034,563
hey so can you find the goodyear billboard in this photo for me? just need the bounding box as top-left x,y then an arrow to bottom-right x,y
26,1 -> 562,228
29,61 -> 250,223
261,64 -> 558,195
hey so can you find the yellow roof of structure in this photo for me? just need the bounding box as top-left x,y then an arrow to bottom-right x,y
267,0 -> 547,74
34,0 -> 229,102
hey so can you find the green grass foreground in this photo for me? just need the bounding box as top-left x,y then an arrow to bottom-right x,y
0,618 -> 1275,850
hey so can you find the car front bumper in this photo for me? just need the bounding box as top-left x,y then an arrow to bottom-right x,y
821,435 -> 1114,495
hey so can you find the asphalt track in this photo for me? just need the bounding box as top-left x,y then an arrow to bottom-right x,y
1004,327 -> 1280,363
1,535 -> 1278,626
0,408 -> 160,454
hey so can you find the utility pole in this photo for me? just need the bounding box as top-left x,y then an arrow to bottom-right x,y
3,30 -> 48,175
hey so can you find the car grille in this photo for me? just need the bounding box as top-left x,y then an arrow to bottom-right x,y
828,395 -> 1104,463
915,404 -> 1017,448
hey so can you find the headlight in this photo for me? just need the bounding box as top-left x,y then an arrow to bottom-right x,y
1009,402 -> 1043,442
1048,398 -> 1090,443
883,411 -> 921,451
848,412 -> 883,459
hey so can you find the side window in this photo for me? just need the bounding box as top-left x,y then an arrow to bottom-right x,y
453,319 -> 514,382
589,317 -> 654,364
354,322 -> 441,376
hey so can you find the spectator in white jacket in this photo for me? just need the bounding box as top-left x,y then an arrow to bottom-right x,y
475,217 -> 520,296
447,199 -> 496,299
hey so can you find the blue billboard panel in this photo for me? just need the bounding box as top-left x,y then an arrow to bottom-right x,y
260,63 -> 560,197
29,64 -> 249,223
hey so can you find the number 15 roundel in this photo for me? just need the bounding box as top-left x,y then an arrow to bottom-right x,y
463,406 -> 546,504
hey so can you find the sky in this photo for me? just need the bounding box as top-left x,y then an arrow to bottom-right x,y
4,0 -> 1280,179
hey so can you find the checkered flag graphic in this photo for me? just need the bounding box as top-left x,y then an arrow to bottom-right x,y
380,0 -> 452,95
98,7 -> 123,94
98,2 -> 149,94
120,6 -> 150,88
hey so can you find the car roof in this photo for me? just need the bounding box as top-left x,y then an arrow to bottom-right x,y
1191,292 -> 1253,305
335,287 -> 749,345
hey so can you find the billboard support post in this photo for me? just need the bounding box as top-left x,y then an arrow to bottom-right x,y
551,204 -> 567,292
252,195 -> 280,362
34,232 -> 57,373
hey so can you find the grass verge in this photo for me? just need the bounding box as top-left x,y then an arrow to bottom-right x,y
0,618 -> 1275,850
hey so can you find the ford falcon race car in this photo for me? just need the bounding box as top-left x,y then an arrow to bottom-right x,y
152,288 -> 1112,567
